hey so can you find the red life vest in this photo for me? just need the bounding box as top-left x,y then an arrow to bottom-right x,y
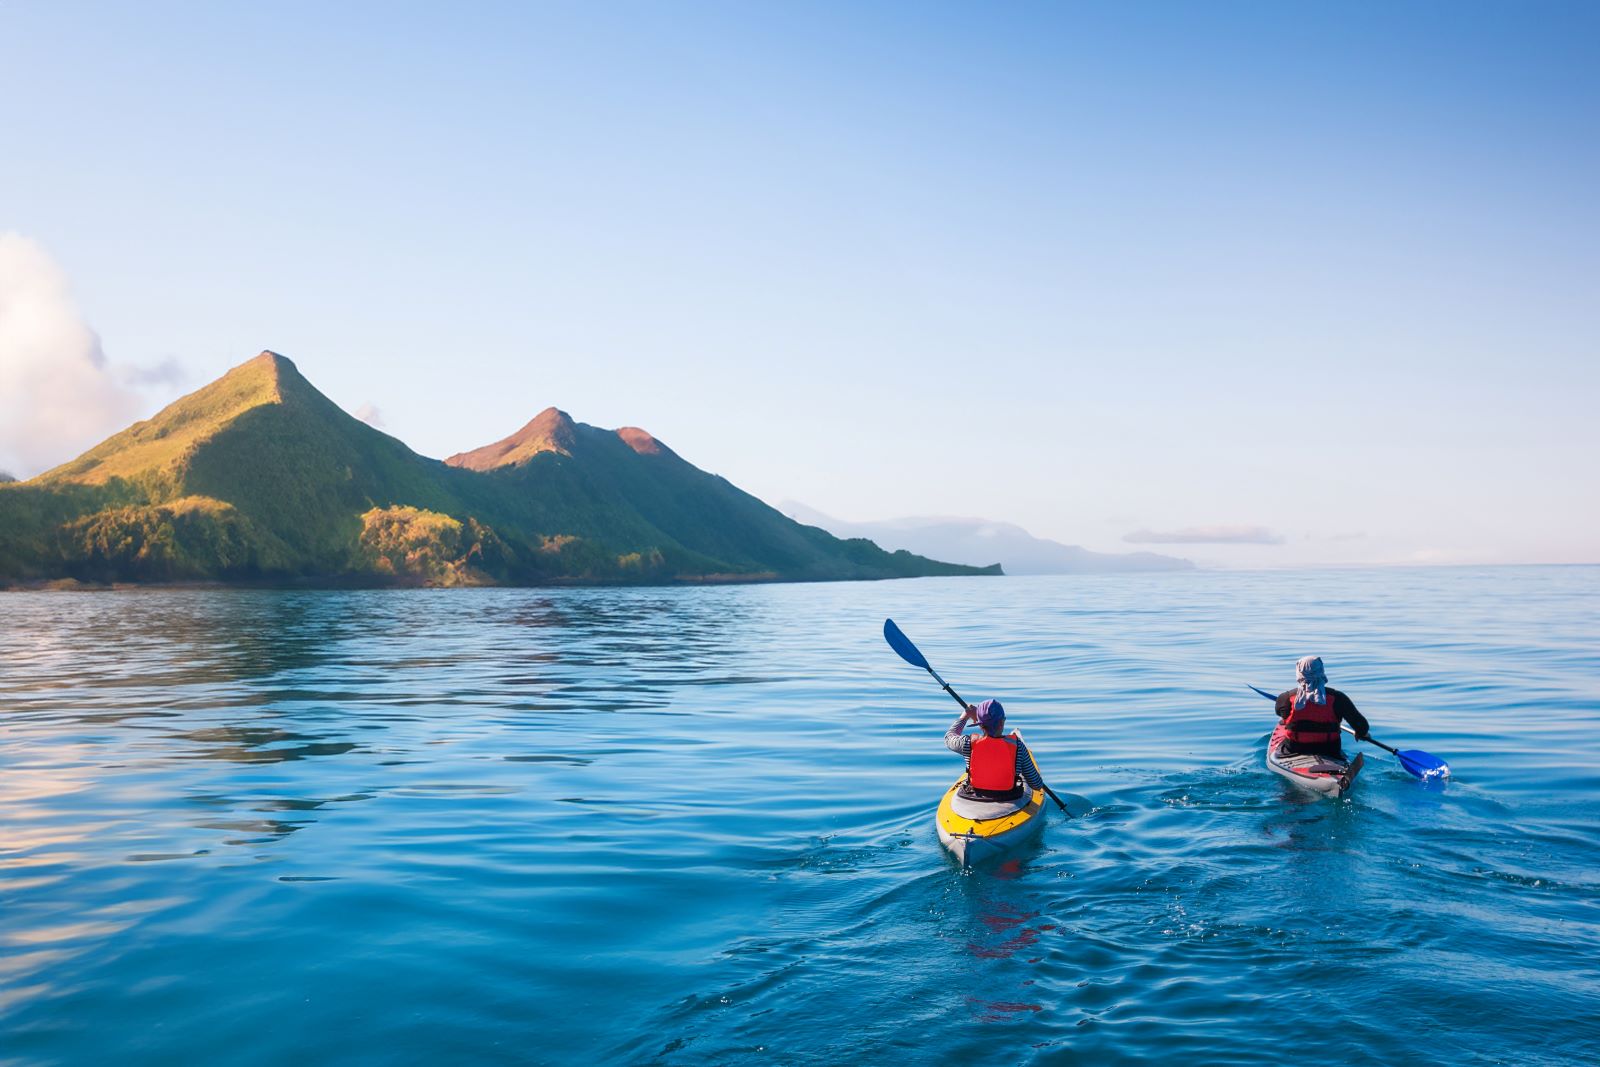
1286,694 -> 1340,745
969,735 -> 1019,791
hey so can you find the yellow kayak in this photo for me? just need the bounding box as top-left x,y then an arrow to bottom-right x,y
935,730 -> 1048,867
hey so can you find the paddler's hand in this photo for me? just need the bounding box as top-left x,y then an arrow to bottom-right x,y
1355,728 -> 1371,742
965,704 -> 978,723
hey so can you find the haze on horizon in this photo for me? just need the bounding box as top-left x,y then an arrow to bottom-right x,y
1,2 -> 1595,569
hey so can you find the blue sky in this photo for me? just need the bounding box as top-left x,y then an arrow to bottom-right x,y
2,2 -> 1596,566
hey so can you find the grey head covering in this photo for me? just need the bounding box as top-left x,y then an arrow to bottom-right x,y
1294,655 -> 1328,708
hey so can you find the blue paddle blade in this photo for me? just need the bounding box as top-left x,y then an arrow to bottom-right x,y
883,618 -> 929,670
1397,749 -> 1450,781
1247,684 -> 1276,701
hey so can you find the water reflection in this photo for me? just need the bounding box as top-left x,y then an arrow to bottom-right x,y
177,725 -> 359,764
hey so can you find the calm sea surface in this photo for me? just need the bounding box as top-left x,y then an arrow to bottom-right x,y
2,568 -> 1597,1065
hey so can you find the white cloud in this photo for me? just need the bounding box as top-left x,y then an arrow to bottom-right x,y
0,234 -> 143,478
119,356 -> 189,389
0,234 -> 193,479
353,402 -> 385,428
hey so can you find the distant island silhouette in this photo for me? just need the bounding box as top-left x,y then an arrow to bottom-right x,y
781,502 -> 1191,575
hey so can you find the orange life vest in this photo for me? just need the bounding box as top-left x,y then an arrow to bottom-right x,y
969,735 -> 1019,791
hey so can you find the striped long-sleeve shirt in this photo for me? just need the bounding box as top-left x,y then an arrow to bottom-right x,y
945,713 -> 1045,789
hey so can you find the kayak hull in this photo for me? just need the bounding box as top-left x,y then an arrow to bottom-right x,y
1267,722 -> 1364,798
935,777 -> 1046,867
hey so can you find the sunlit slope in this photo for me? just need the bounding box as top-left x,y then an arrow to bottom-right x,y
37,352 -> 291,488
0,352 -> 996,585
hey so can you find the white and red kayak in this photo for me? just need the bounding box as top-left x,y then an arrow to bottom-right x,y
1266,721 -> 1364,798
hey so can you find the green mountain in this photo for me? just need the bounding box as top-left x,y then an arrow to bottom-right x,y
0,352 -> 999,586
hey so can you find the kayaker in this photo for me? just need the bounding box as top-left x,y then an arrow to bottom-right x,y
1273,656 -> 1371,757
945,698 -> 1045,800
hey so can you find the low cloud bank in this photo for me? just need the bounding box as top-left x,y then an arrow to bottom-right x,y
1124,525 -> 1284,545
0,234 -> 185,478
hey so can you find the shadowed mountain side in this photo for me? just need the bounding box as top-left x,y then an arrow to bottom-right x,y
0,352 -> 996,586
781,502 -> 1192,574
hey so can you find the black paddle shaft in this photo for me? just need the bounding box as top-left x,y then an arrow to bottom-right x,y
1356,731 -> 1400,757
926,666 -> 969,713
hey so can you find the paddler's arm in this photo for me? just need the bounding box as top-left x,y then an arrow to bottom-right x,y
1332,689 -> 1370,740
1274,691 -> 1294,719
945,705 -> 978,756
1013,740 -> 1045,790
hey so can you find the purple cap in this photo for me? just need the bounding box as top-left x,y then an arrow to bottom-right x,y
976,698 -> 1006,736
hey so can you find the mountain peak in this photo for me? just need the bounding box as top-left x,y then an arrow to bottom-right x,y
445,406 -> 578,470
240,349 -> 318,399
247,349 -> 291,372
616,426 -> 673,457
36,349 -> 321,485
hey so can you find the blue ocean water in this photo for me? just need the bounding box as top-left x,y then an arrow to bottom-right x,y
2,568 -> 1597,1065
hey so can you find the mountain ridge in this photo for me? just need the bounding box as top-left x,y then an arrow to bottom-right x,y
0,352 -> 997,587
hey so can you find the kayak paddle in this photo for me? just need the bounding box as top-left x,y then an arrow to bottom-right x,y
884,618 -> 1069,814
1246,684 -> 1450,781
